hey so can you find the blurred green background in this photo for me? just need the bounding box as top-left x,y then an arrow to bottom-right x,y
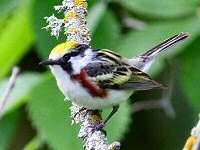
0,0 -> 200,149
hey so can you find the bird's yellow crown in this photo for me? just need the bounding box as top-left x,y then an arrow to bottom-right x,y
49,42 -> 78,59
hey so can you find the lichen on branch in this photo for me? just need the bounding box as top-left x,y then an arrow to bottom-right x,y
43,0 -> 91,44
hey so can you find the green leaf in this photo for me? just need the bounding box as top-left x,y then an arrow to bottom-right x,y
0,110 -> 20,150
0,0 -> 22,18
91,9 -> 120,50
0,73 -> 43,116
104,101 -> 132,141
0,1 -> 35,77
28,76 -> 82,150
113,17 -> 200,75
22,137 -> 41,150
180,35 -> 200,110
33,0 -> 67,59
111,0 -> 199,19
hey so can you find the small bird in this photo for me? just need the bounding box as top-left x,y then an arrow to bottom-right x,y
40,33 -> 188,126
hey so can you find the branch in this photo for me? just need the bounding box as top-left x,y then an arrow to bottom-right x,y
119,9 -> 147,30
133,60 -> 175,118
71,103 -> 120,150
43,1 -> 120,149
132,82 -> 175,118
43,0 -> 91,44
0,67 -> 20,119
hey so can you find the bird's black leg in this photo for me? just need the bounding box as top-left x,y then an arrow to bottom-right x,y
103,105 -> 119,125
96,105 -> 119,132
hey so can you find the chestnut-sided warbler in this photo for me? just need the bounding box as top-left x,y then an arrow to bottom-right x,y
40,33 -> 188,125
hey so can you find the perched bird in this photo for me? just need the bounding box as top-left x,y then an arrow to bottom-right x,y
40,33 -> 188,126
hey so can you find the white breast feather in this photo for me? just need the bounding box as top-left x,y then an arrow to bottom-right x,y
50,65 -> 132,109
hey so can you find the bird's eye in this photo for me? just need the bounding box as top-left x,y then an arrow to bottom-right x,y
62,53 -> 70,61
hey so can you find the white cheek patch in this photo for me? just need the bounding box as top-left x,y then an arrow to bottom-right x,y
70,48 -> 93,74
69,56 -> 82,74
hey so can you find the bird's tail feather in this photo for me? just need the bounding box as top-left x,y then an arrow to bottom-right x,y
140,32 -> 189,59
130,32 -> 189,72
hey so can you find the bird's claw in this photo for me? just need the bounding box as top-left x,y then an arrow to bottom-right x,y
95,123 -> 104,131
94,123 -> 107,136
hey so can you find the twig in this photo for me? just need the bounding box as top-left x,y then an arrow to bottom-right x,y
132,94 -> 175,119
119,9 -> 147,30
43,1 -> 120,149
183,115 -> 200,150
0,67 -> 20,119
133,60 -> 175,118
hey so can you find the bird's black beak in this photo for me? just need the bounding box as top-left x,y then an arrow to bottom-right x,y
39,59 -> 59,66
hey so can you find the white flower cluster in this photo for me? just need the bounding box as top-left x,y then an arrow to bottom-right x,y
191,115 -> 200,137
43,0 -> 91,44
190,116 -> 200,150
183,115 -> 200,150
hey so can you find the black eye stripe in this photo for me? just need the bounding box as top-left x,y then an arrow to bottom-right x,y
70,50 -> 79,57
62,50 -> 79,61
76,44 -> 90,51
62,44 -> 90,61
60,61 -> 73,74
58,44 -> 91,75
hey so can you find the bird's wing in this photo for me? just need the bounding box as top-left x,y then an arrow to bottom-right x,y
86,52 -> 165,90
